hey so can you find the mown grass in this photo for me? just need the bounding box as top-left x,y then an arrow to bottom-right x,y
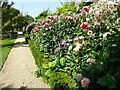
0,38 -> 16,69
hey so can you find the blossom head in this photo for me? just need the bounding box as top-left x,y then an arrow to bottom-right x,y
87,30 -> 93,36
76,73 -> 83,81
93,22 -> 99,29
73,17 -> 79,22
60,41 -> 66,46
57,45 -> 63,50
54,49 -> 60,54
45,28 -> 48,30
82,6 -> 89,12
40,20 -> 45,26
73,47 -> 79,52
51,16 -> 55,20
96,11 -> 102,19
73,44 -> 83,52
58,20 -> 61,23
86,58 -> 96,64
73,37 -> 79,45
81,10 -> 87,15
80,22 -> 89,30
81,78 -> 90,88
81,6 -> 89,15
48,16 -> 51,19
68,39 -> 73,42
103,32 -> 111,38
54,45 -> 62,54
107,8 -> 112,14
49,27 -> 52,29
33,27 -> 38,33
68,46 -> 72,51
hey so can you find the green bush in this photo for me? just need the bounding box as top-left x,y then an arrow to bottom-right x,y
30,0 -> 120,89
48,71 -> 77,90
28,40 -> 78,89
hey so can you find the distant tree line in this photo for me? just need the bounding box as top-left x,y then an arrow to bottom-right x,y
1,1 -> 34,39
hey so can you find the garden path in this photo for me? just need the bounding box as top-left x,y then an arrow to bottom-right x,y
0,32 -> 50,89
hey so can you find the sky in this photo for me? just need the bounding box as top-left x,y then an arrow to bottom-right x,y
12,2 -> 62,17
7,0 -> 70,18
8,0 -> 89,18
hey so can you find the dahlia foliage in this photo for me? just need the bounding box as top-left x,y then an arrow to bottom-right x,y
30,0 -> 120,88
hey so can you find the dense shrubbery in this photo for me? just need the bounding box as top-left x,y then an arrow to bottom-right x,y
30,0 -> 120,89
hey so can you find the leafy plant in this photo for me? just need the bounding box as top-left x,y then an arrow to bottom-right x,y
30,0 -> 120,89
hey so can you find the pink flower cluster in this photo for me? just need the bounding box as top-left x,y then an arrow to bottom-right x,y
86,58 -> 96,64
76,74 -> 90,88
80,22 -> 89,31
33,26 -> 40,33
81,6 -> 89,15
81,78 -> 90,88
39,20 -> 45,26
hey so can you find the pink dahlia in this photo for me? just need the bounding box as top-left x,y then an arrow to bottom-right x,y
81,78 -> 90,88
86,58 -> 96,64
93,22 -> 99,29
39,20 -> 45,26
80,22 -> 89,30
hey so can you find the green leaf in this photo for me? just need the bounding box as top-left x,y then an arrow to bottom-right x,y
43,64 -> 49,69
75,59 -> 78,63
60,58 -> 66,66
66,55 -> 73,60
97,74 -> 116,88
45,69 -> 52,77
48,60 -> 57,68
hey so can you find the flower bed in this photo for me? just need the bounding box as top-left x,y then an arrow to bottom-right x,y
30,0 -> 120,89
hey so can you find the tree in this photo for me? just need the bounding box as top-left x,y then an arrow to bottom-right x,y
2,1 -> 20,34
1,1 -> 34,39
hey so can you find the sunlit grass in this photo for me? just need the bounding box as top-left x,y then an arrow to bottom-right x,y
0,38 -> 16,69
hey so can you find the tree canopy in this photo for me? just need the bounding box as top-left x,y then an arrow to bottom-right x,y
1,1 -> 34,38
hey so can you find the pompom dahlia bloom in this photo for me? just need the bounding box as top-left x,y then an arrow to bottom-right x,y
86,58 -> 96,64
87,30 -> 93,36
80,22 -> 89,30
81,78 -> 90,88
68,46 -> 73,51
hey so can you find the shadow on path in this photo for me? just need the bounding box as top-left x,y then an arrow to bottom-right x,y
13,34 -> 29,48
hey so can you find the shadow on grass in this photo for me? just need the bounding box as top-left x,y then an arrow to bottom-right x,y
2,44 -> 14,48
2,41 -> 29,48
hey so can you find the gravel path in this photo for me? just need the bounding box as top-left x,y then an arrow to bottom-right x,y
0,32 -> 50,89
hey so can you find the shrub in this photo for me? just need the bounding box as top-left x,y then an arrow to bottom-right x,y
48,72 -> 77,90
30,0 -> 120,89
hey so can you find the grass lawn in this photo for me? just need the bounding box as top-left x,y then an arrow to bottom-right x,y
0,38 -> 16,69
